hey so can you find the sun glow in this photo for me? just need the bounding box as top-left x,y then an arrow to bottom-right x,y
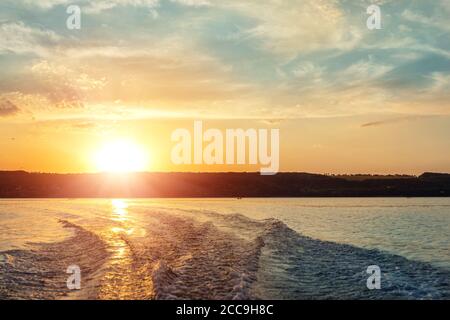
94,140 -> 149,173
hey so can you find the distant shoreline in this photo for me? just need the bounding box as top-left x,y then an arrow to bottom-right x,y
1,196 -> 450,199
1,171 -> 449,198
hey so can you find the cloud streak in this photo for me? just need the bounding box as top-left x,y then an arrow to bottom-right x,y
0,99 -> 20,116
361,116 -> 432,128
0,21 -> 60,56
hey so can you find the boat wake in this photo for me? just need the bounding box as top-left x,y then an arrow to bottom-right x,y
0,220 -> 109,299
1,210 -> 449,300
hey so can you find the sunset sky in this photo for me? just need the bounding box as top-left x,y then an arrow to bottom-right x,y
0,0 -> 449,174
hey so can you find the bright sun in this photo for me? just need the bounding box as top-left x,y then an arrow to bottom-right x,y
94,140 -> 149,173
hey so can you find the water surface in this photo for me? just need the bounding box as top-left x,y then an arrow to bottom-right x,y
0,198 -> 449,299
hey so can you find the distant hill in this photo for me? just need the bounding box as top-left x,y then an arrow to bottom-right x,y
0,171 -> 449,198
333,174 -> 415,181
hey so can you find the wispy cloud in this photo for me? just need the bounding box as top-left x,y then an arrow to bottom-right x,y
0,21 -> 60,56
218,0 -> 361,58
402,9 -> 450,32
361,115 -> 431,127
0,99 -> 20,116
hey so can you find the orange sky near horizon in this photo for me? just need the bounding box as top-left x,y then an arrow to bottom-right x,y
1,116 -> 450,175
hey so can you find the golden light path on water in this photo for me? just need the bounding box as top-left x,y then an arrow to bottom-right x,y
95,199 -> 154,299
110,199 -> 131,261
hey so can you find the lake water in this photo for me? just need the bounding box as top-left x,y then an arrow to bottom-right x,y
0,198 -> 449,299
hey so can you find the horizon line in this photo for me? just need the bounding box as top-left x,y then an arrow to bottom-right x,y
1,170 -> 449,177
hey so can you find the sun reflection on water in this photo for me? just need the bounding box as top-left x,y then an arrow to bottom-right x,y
111,199 -> 128,222
97,199 -> 137,298
109,199 -> 133,261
